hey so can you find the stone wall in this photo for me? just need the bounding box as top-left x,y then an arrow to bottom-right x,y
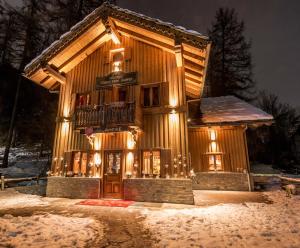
46,177 -> 101,199
192,172 -> 250,191
124,178 -> 194,205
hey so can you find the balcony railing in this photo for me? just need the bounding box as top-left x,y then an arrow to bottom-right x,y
74,102 -> 136,130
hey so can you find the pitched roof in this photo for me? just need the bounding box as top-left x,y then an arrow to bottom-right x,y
189,96 -> 274,126
24,2 -> 209,78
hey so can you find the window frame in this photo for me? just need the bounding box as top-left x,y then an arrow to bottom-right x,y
141,149 -> 161,177
67,150 -> 101,177
141,83 -> 161,108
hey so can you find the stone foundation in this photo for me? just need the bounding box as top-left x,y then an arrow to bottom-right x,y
192,172 -> 250,191
46,177 -> 101,199
123,178 -> 194,205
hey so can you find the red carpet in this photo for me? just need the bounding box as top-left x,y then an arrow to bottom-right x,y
76,199 -> 134,208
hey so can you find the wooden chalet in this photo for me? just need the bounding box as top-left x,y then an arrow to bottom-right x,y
25,3 -> 273,203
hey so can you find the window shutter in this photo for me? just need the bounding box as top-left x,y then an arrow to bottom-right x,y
124,47 -> 132,61
140,86 -> 144,107
161,82 -> 169,107
64,151 -> 73,174
160,149 -> 171,178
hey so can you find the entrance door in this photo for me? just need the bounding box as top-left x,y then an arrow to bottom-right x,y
103,151 -> 123,198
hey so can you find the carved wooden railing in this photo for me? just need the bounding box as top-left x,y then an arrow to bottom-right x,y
74,102 -> 136,129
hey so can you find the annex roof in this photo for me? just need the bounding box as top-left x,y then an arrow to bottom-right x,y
24,2 -> 210,96
189,96 -> 274,127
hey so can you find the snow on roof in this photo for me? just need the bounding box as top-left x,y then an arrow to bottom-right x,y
24,2 -> 209,76
196,96 -> 273,126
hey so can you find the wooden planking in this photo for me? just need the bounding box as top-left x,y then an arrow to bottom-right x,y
188,126 -> 249,173
49,21 -> 106,68
51,35 -> 189,173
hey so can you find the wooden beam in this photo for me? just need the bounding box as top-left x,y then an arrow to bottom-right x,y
175,44 -> 183,67
185,76 -> 202,86
117,25 -> 175,53
185,68 -> 203,81
185,60 -> 205,73
105,18 -> 121,44
58,32 -> 107,71
43,64 -> 66,85
40,75 -> 51,85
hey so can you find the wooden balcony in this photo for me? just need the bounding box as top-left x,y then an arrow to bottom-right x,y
74,102 -> 140,132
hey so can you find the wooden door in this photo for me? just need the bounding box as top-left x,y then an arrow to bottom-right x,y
103,151 -> 123,198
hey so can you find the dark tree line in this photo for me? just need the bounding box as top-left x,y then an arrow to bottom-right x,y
0,0 -> 116,167
207,7 -> 300,169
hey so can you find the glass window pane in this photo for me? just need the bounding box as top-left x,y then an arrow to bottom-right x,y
208,155 -> 215,171
73,152 -> 81,175
215,155 -> 222,171
118,88 -> 127,102
81,153 -> 87,176
114,153 -> 121,174
152,87 -> 160,106
143,151 -> 151,174
143,88 -> 151,107
152,151 -> 161,175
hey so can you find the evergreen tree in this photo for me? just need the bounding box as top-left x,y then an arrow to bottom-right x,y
1,0 -> 51,167
207,8 -> 255,101
45,0 -> 117,44
250,91 -> 300,167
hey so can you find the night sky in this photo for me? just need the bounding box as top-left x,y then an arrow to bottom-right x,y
11,0 -> 300,107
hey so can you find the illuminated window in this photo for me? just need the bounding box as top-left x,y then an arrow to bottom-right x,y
111,50 -> 124,72
76,93 -> 91,108
209,154 -> 222,171
72,152 -> 81,175
142,85 -> 161,107
70,151 -> 99,177
142,150 -> 161,176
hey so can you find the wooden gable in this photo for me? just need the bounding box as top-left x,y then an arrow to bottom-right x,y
24,3 -> 211,98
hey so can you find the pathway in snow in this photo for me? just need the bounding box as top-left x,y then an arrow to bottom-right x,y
0,189 -> 299,248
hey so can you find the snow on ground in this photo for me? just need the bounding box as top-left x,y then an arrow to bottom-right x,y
0,146 -> 50,178
0,189 -> 300,247
141,191 -> 300,248
0,189 -> 48,209
0,214 -> 103,248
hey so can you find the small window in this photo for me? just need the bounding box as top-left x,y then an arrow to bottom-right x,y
208,154 -> 222,171
118,87 -> 127,102
111,50 -> 124,72
142,150 -> 161,177
142,85 -> 161,107
76,93 -> 91,108
143,88 -> 151,107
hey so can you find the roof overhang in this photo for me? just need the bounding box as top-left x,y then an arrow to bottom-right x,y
24,2 -> 210,97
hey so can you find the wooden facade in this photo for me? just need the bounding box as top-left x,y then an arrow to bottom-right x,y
24,3 -> 272,196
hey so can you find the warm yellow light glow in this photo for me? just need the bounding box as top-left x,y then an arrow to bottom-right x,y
170,112 -> 179,123
127,152 -> 134,163
113,61 -> 121,72
94,136 -> 101,150
211,141 -> 217,153
210,129 -> 217,141
127,132 -> 135,149
94,153 -> 101,167
62,121 -> 69,134
170,98 -> 178,108
126,152 -> 134,176
111,31 -> 121,44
